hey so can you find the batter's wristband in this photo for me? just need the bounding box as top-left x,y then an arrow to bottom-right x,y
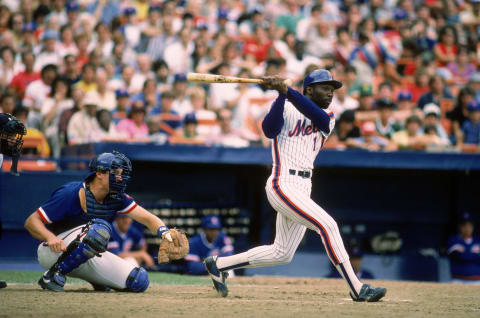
157,226 -> 169,238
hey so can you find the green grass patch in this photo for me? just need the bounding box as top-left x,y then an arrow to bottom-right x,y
0,271 -> 211,285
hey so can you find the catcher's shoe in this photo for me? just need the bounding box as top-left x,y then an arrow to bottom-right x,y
38,268 -> 66,292
350,284 -> 387,302
90,283 -> 111,292
204,256 -> 229,297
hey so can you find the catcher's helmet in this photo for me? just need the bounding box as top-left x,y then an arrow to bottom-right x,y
87,151 -> 132,196
303,69 -> 342,90
0,113 -> 26,158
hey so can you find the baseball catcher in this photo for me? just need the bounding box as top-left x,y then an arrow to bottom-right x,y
24,151 -> 188,292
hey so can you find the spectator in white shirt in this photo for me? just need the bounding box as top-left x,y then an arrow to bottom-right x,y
57,24 -> 78,58
23,64 -> 58,129
95,69 -> 116,111
171,73 -> 193,118
34,29 -> 62,71
163,27 -> 194,74
329,84 -> 360,117
67,91 -> 102,144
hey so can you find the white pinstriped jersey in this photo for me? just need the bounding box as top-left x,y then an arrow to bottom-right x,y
272,101 -> 335,172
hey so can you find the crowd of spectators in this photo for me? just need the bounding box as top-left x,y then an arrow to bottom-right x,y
0,0 -> 480,159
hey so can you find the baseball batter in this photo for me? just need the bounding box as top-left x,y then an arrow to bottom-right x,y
205,69 -> 387,302
24,151 -> 187,292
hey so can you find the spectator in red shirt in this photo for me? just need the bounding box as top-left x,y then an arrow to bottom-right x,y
243,25 -> 274,64
434,25 -> 458,68
8,51 -> 40,100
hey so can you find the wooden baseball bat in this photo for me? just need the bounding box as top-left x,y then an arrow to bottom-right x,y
186,73 -> 293,86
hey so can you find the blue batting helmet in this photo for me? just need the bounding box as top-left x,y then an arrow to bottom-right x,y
303,69 -> 342,90
87,151 -> 132,196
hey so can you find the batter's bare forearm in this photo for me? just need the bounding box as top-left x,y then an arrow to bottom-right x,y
24,212 -> 56,242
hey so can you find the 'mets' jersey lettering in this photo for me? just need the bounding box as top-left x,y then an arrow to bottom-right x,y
273,101 -> 335,171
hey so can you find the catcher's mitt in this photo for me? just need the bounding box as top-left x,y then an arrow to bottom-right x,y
157,228 -> 189,264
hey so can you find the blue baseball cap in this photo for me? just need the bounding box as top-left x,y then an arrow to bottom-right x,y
66,1 -> 79,12
303,69 -> 342,90
174,73 -> 187,83
349,246 -> 364,258
459,212 -> 473,224
397,90 -> 412,101
42,29 -> 58,41
218,8 -> 229,19
124,7 -> 137,16
115,89 -> 130,98
202,215 -> 222,229
22,22 -> 36,32
467,101 -> 480,112
184,113 -> 197,124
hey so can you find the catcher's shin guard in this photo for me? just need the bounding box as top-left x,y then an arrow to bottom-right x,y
125,267 -> 149,292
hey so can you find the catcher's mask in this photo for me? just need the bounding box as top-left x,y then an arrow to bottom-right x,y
0,114 -> 26,174
87,151 -> 132,197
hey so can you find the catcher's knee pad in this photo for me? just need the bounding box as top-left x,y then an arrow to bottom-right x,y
57,220 -> 112,275
125,267 -> 149,292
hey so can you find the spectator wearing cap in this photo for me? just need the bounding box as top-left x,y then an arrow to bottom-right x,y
117,105 -> 149,140
329,83 -> 359,117
34,29 -> 61,71
417,74 -> 453,110
461,101 -> 480,145
358,83 -> 375,111
86,0 -> 121,26
163,27 -> 194,74
121,7 -> 141,50
397,90 -> 413,110
469,73 -> 480,104
327,244 -> 374,280
67,91 -> 102,144
184,215 -> 234,275
375,99 -> 403,139
346,121 -> 392,152
447,213 -> 480,284
211,8 -> 238,37
108,214 -> 154,268
8,51 -> 40,100
171,73 -> 193,118
112,89 -> 131,124
420,103 -> 450,145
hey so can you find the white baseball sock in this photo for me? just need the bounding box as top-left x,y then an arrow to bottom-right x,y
335,261 -> 363,297
216,252 -> 250,271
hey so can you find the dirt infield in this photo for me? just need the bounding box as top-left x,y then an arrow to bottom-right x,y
1,277 -> 479,318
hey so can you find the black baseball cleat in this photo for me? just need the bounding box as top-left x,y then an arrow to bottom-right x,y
90,283 -> 111,292
38,268 -> 66,292
204,256 -> 229,297
350,284 -> 387,302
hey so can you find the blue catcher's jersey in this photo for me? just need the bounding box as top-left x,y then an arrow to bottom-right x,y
447,234 -> 480,280
108,221 -> 146,255
36,181 -> 137,235
185,232 -> 234,263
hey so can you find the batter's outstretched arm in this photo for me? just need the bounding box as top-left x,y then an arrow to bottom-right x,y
261,94 -> 286,138
286,87 -> 331,134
